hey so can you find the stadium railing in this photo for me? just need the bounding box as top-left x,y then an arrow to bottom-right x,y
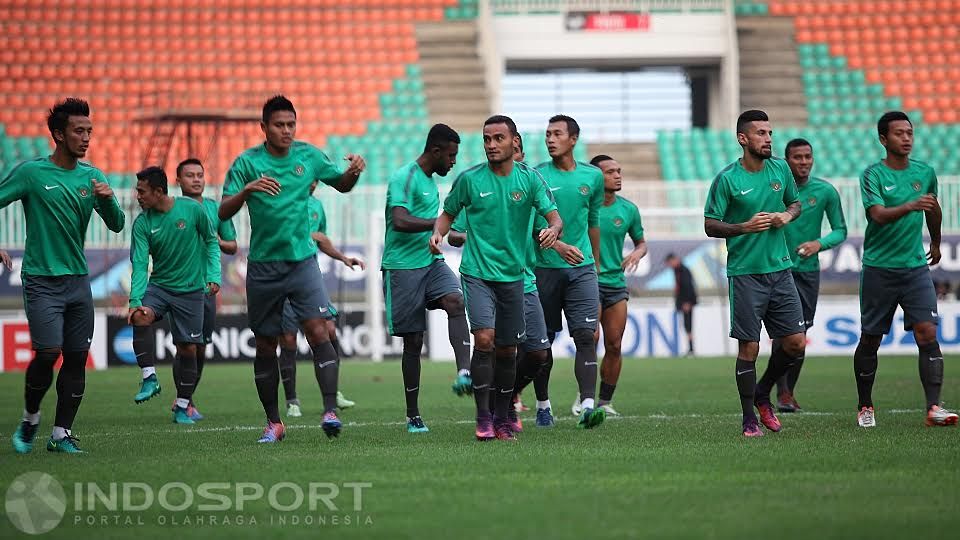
490,0 -> 725,14
2,178 -> 957,249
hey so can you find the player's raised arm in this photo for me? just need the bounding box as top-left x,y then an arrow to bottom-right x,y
92,175 -> 125,232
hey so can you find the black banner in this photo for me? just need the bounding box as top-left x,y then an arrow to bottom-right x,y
106,311 -> 407,366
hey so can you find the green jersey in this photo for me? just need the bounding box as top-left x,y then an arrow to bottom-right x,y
223,142 -> 342,263
704,158 -> 799,277
451,210 -> 539,293
308,197 -> 327,235
199,197 -> 236,283
443,162 -> 557,282
598,195 -> 644,288
201,197 -> 237,242
382,161 -> 443,270
533,160 -> 603,268
0,157 -> 125,276
860,159 -> 937,269
129,197 -> 220,308
784,177 -> 847,272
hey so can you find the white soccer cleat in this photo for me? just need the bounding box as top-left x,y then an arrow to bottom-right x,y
571,394 -> 582,416
286,403 -> 302,418
336,391 -> 356,409
600,404 -> 620,417
857,406 -> 876,428
925,405 -> 959,427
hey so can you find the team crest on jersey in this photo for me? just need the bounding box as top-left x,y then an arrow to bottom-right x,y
78,187 -> 89,198
613,217 -> 624,227
295,165 -> 304,176
807,196 -> 817,206
579,185 -> 589,196
510,191 -> 523,202
176,219 -> 186,230
912,181 -> 922,191
771,181 -> 782,192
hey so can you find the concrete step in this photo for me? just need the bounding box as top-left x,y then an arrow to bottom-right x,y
739,64 -> 804,77
418,44 -> 477,58
415,21 -> 478,42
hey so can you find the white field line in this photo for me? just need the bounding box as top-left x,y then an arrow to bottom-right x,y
6,409 -> 920,437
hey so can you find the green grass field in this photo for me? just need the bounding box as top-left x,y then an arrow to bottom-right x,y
1,356 -> 959,539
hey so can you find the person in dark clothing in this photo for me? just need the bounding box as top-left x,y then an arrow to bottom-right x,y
666,253 -> 697,355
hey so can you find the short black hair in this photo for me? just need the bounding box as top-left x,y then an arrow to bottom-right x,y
47,98 -> 90,141
736,109 -> 769,134
423,123 -> 461,153
664,252 -> 678,262
516,133 -> 524,154
878,111 -> 911,137
136,166 -> 168,194
176,158 -> 203,177
548,114 -> 580,138
784,138 -> 812,159
262,95 -> 296,124
484,115 -> 519,136
590,154 -> 615,167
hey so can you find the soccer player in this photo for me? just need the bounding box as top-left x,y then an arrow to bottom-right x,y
665,253 -> 698,356
775,139 -> 847,413
128,167 -> 220,425
449,135 -> 543,434
703,109 -> 806,438
583,154 -> 646,417
219,95 -> 365,443
430,114 -> 561,441
174,157 -> 238,420
382,124 -> 473,433
3,98 -> 125,454
532,115 -> 606,429
279,179 -> 363,418
853,111 -> 957,428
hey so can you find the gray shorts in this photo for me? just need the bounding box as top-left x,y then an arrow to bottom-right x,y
461,274 -> 526,347
522,290 -> 550,352
202,294 -> 216,344
534,266 -> 600,333
729,269 -> 805,342
792,270 -> 820,329
860,265 -> 939,335
141,284 -> 205,344
246,257 -> 333,337
281,299 -> 339,335
599,284 -> 629,310
22,274 -> 94,351
383,260 -> 461,336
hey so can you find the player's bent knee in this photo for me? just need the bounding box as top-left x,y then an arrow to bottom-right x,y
858,333 -> 883,352
738,341 -> 760,361
402,333 -> 424,350
440,294 -> 465,315
782,334 -> 806,356
527,349 -> 548,365
255,336 -> 280,355
571,328 -> 594,347
604,340 -> 622,356
473,330 -> 495,350
279,333 -> 297,350
913,322 -> 938,345
177,343 -> 198,357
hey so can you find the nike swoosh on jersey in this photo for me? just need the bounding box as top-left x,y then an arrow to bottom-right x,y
480,192 -> 493,197
151,228 -> 162,234
883,185 -> 896,191
549,187 -> 561,192
44,185 -> 60,190
740,188 -> 754,195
